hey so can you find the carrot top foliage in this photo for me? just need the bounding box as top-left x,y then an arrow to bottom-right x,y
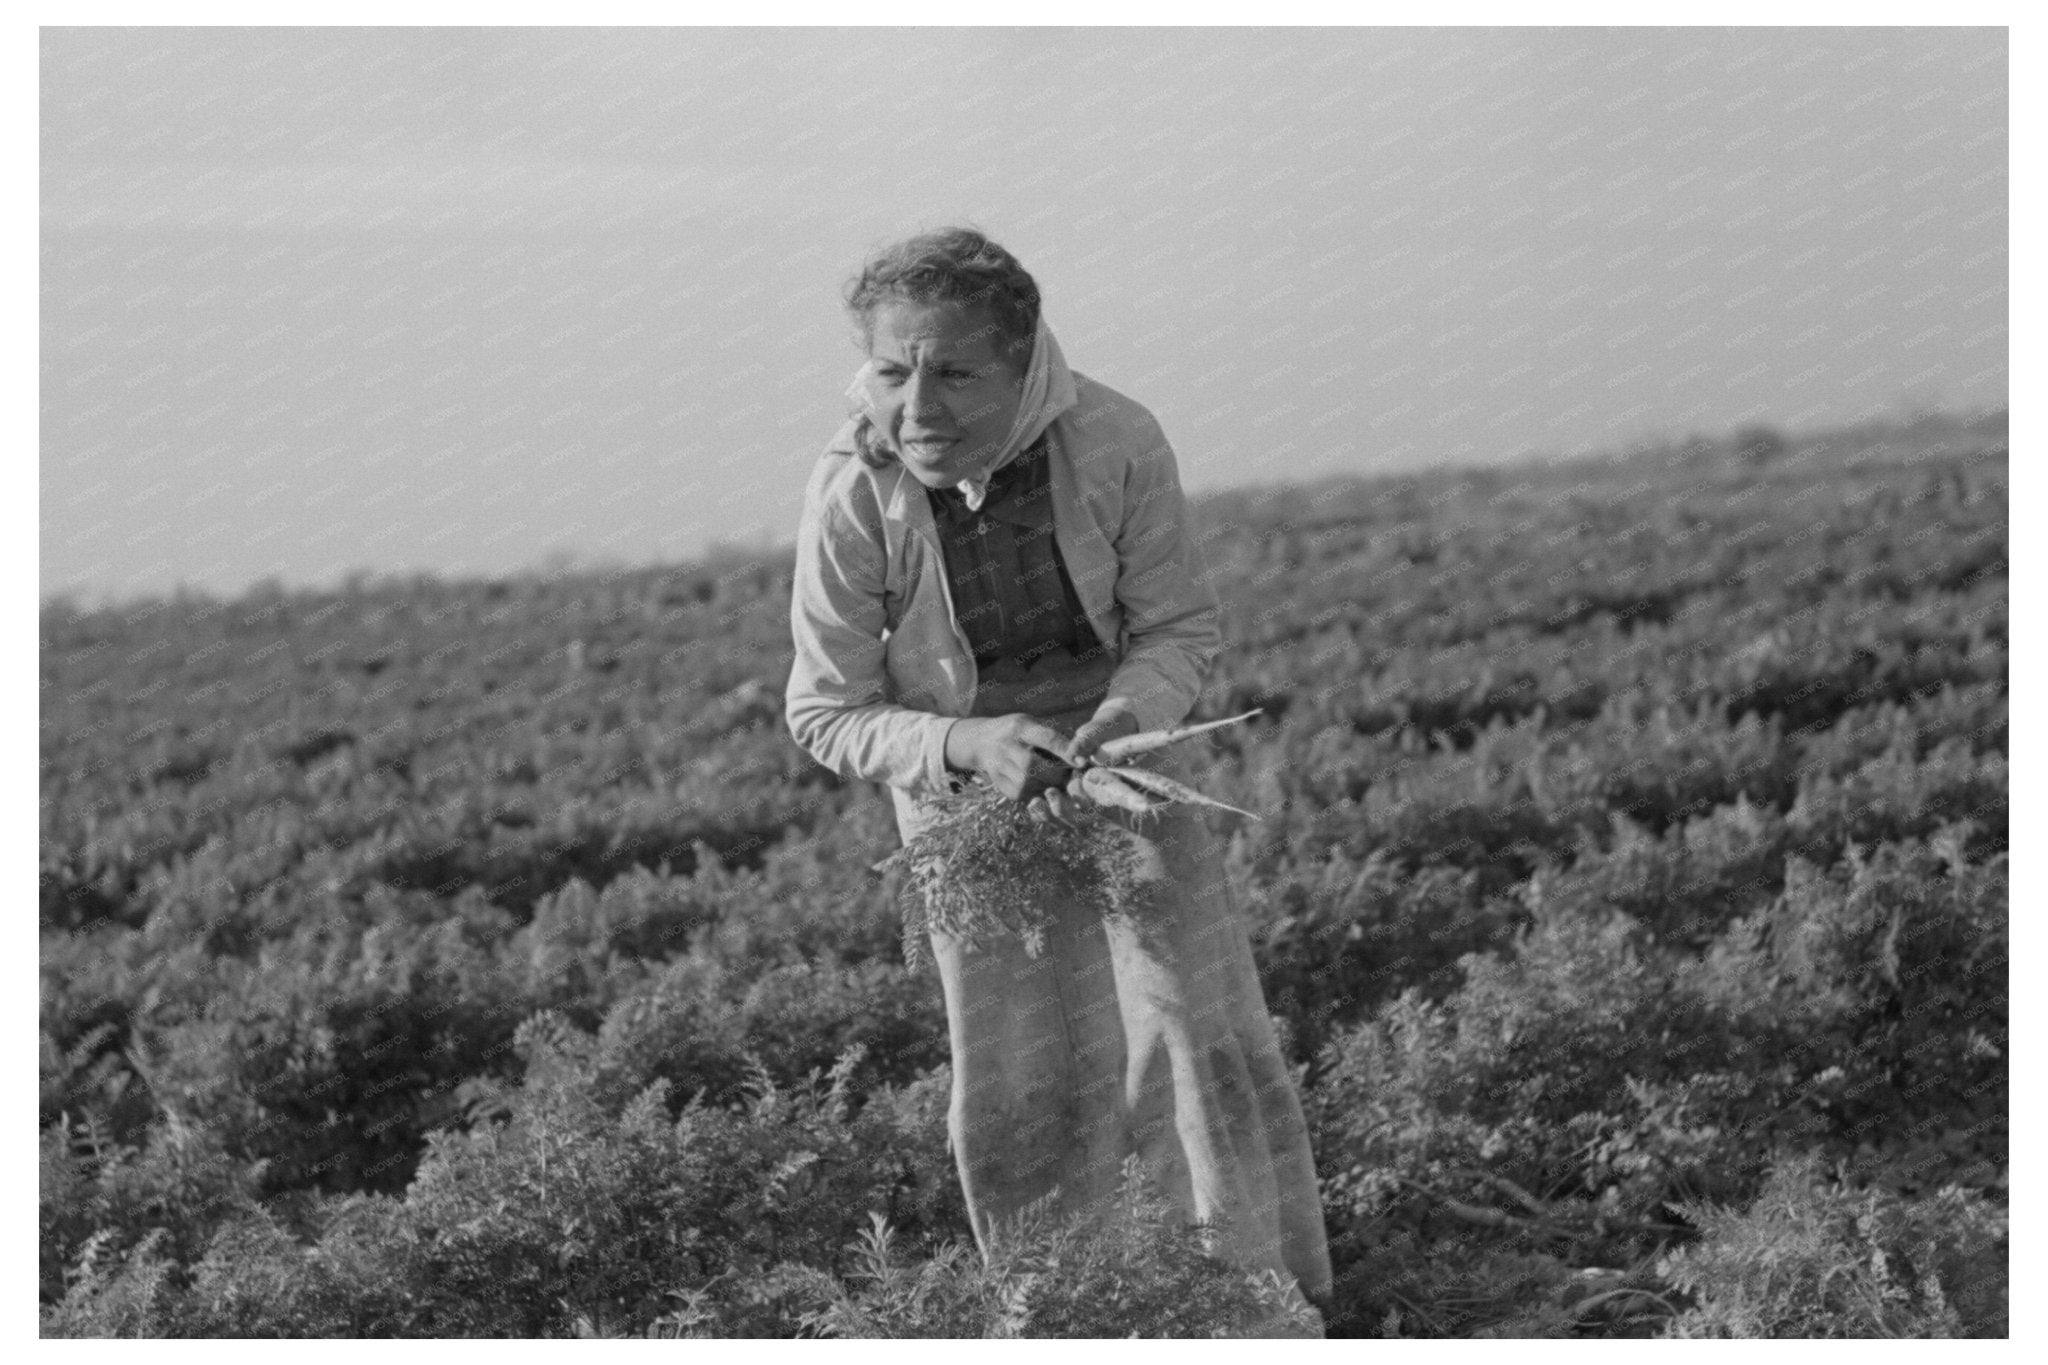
882,782 -> 1164,967
40,417 -> 2007,1337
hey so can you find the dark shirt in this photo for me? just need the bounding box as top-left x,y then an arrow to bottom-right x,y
926,435 -> 1107,685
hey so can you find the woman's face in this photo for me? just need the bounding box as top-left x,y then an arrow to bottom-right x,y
860,299 -> 1026,489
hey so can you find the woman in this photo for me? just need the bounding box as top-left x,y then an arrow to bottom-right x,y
785,228 -> 1331,1315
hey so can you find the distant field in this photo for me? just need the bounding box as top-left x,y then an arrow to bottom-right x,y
40,416 -> 2007,1337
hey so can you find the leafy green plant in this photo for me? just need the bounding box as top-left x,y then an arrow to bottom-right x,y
1658,1153 -> 2007,1337
796,1165 -> 1321,1338
39,425 -> 2006,1337
881,783 -> 1164,966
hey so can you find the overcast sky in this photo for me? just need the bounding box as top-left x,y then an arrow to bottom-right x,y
40,26 -> 2007,604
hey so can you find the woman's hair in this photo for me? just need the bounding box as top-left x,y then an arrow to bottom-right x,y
844,226 -> 1040,363
841,227 -> 1041,469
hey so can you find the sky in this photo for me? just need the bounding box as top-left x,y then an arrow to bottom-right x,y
39,25 -> 2008,604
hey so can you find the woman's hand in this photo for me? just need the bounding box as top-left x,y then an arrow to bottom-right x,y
945,714 -> 1076,805
1059,709 -> 1141,814
1023,785 -> 1086,828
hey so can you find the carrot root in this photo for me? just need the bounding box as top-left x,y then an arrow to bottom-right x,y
1101,764 -> 1261,820
1093,709 -> 1263,764
1078,766 -> 1172,816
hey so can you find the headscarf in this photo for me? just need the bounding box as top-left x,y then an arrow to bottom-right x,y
845,311 -> 1078,511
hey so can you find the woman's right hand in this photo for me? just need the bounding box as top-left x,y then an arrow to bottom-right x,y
944,714 -> 1073,802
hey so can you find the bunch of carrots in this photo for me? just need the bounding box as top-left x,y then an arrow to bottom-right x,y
1059,708 -> 1264,820
878,711 -> 1263,963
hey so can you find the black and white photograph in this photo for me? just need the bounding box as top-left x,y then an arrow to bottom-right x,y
36,18 -> 2012,1340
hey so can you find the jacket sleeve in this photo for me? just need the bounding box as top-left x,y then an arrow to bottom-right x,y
1096,414 -> 1224,735
784,472 -> 960,796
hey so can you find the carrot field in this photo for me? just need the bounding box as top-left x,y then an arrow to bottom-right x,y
39,414 -> 2007,1337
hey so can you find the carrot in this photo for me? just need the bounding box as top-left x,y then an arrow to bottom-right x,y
1075,764 -> 1260,821
1104,764 -> 1261,820
1078,766 -> 1172,816
1092,709 -> 1263,764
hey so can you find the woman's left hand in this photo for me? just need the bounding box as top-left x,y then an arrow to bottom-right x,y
1026,711 -> 1143,825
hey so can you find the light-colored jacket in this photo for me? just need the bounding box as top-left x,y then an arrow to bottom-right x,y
785,372 -> 1222,804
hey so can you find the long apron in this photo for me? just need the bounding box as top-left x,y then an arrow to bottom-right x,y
892,647 -> 1334,1315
